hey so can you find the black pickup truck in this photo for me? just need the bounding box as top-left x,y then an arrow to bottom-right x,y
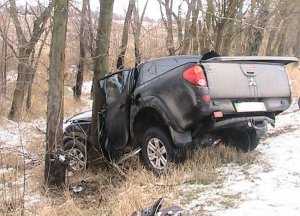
63,55 -> 298,174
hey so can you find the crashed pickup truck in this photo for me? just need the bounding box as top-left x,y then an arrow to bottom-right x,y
63,54 -> 298,174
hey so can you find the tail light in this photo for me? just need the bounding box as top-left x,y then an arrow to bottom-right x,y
183,65 -> 207,86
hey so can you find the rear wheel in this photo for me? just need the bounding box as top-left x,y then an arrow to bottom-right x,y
223,128 -> 259,152
140,127 -> 176,174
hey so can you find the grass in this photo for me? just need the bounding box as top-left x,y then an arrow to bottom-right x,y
0,144 -> 258,215
19,144 -> 256,216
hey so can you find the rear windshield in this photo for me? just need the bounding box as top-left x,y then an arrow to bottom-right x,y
138,57 -> 199,84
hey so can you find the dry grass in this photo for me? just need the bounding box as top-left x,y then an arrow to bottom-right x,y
18,145 -> 257,216
0,151 -> 25,216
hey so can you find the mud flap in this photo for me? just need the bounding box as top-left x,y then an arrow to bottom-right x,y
169,126 -> 192,147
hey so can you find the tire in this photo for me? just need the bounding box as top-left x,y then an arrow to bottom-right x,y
223,128 -> 259,152
140,127 -> 176,174
63,139 -> 87,172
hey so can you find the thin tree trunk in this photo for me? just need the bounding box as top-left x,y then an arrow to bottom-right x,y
132,0 -> 148,65
90,0 -> 114,151
191,0 -> 201,55
180,0 -> 193,55
165,0 -> 175,55
173,5 -> 183,47
9,51 -> 31,120
258,14 -> 276,56
26,28 -> 50,110
73,0 -> 88,99
45,0 -> 68,187
8,0 -> 52,121
116,0 -> 135,70
0,38 -> 7,99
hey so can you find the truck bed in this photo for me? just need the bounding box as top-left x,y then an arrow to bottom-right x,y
201,57 -> 298,114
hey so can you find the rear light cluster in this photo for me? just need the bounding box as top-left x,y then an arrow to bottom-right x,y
183,65 -> 207,87
183,65 -> 211,103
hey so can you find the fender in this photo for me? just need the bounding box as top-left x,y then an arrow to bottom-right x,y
130,96 -> 192,147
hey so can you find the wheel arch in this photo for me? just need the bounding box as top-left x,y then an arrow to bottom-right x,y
131,106 -> 171,146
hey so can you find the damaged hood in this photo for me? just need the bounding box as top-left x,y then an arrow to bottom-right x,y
66,110 -> 92,122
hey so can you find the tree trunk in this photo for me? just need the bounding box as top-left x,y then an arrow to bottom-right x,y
8,0 -> 52,121
165,0 -> 175,55
73,0 -> 88,99
89,0 -> 114,152
258,14 -> 276,56
174,5 -> 183,47
45,0 -> 68,187
132,0 -> 148,65
180,0 -> 193,55
26,28 -> 50,110
116,0 -> 135,70
191,0 -> 200,55
8,51 -> 30,120
0,37 -> 7,99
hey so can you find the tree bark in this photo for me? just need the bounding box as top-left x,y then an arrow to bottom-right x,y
0,33 -> 8,99
26,28 -> 50,110
89,0 -> 114,152
73,0 -> 88,99
132,0 -> 148,65
258,13 -> 276,56
180,0 -> 193,55
116,0 -> 135,70
45,0 -> 69,187
191,0 -> 201,55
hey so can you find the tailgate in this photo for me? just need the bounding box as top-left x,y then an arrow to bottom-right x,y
201,62 -> 291,99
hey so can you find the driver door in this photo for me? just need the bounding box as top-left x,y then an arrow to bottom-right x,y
103,70 -> 132,152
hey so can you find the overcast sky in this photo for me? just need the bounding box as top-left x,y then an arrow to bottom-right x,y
15,0 -> 183,20
90,0 -> 177,20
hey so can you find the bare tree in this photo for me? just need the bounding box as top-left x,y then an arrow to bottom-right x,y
7,0 -> 52,121
0,6 -> 10,100
26,27 -> 50,110
158,0 -> 175,55
73,0 -> 88,99
180,0 -> 193,55
45,0 -> 69,187
190,0 -> 201,54
89,0 -> 114,150
132,0 -> 149,65
116,0 -> 135,70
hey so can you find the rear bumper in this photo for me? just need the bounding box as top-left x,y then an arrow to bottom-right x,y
192,115 -> 274,138
210,97 -> 291,114
212,116 -> 274,130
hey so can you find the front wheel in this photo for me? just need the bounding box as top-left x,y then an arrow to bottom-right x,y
140,127 -> 176,174
64,139 -> 87,173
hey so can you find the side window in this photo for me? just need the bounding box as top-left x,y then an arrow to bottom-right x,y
138,58 -> 194,84
105,70 -> 130,105
139,62 -> 157,84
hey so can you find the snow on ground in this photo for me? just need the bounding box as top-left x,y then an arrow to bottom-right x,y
82,81 -> 93,95
181,105 -> 300,215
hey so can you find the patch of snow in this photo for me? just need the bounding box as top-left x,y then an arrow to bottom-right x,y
181,110 -> 300,216
82,81 -> 93,95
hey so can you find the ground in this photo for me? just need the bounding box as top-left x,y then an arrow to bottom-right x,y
180,101 -> 300,215
1,80 -> 300,215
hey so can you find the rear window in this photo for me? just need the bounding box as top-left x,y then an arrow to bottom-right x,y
138,57 -> 199,84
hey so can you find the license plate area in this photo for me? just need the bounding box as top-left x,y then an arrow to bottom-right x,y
234,102 -> 266,112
